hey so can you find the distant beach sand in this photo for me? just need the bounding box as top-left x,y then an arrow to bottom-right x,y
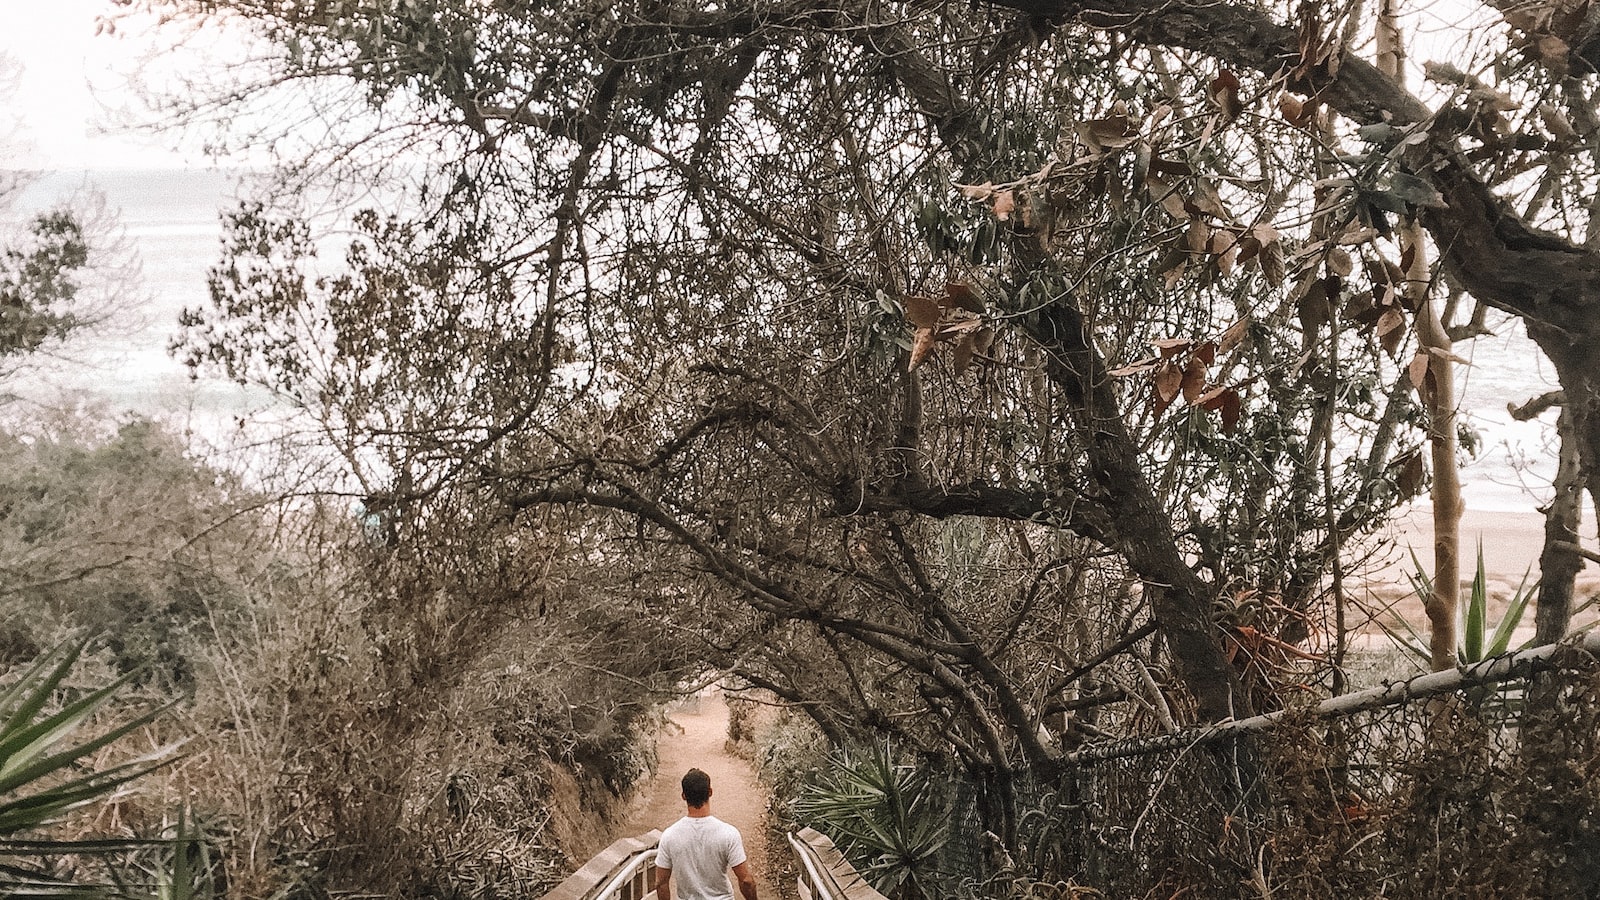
1351,506 -> 1600,638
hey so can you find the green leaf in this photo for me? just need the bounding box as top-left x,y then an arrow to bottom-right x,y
1463,542 -> 1487,664
1486,567 -> 1538,657
1388,172 -> 1447,209
1362,189 -> 1409,215
0,639 -> 179,896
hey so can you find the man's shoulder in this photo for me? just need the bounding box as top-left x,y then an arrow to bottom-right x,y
659,815 -> 741,843
707,816 -> 743,846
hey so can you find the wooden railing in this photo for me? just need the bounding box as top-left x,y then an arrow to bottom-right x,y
537,830 -> 659,900
536,826 -> 887,900
787,827 -> 889,900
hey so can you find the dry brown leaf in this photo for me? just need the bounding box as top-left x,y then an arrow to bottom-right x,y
1153,337 -> 1193,357
1182,355 -> 1207,403
953,334 -> 975,375
1378,309 -> 1406,358
1217,244 -> 1239,277
1327,246 -> 1354,277
1219,389 -> 1242,433
1146,175 -> 1189,220
1188,178 -> 1230,219
1155,358 -> 1184,403
1199,386 -> 1243,433
1185,220 -> 1212,254
973,327 -> 995,356
909,327 -> 938,370
904,295 -> 942,329
1211,69 -> 1244,120
1407,351 -> 1430,391
1208,229 -> 1238,255
1193,340 -> 1217,366
993,190 -> 1016,221
1235,234 -> 1262,265
1218,317 -> 1250,355
1260,240 -> 1286,286
945,282 -> 984,314
1375,306 -> 1406,338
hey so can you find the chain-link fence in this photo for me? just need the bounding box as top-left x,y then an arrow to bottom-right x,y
952,636 -> 1600,898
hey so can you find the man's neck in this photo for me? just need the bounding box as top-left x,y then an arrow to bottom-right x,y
686,804 -> 712,818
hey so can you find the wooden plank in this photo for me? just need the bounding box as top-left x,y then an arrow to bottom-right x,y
792,828 -> 889,900
796,877 -> 813,900
537,831 -> 661,900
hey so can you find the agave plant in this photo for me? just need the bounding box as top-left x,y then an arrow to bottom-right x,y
793,745 -> 949,900
1386,542 -> 1538,668
0,638 -> 180,896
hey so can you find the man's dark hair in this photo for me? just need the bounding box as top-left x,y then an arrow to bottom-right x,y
682,768 -> 712,807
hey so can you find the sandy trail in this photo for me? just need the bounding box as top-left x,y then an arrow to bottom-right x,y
612,690 -> 783,899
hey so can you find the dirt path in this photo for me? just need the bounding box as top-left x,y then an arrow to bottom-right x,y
612,689 -> 783,899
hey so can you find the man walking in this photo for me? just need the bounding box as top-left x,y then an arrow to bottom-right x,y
654,768 -> 758,900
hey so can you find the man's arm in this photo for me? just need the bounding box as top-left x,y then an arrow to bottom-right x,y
731,861 -> 757,900
654,866 -> 671,900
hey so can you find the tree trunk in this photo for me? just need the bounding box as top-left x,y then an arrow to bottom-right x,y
1417,301 -> 1462,671
1026,299 -> 1249,723
1533,393 -> 1588,646
1375,0 -> 1461,672
1509,391 -> 1584,644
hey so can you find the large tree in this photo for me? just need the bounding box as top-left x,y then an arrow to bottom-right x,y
144,0 -> 1588,782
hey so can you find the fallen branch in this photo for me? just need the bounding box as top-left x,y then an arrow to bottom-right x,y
1062,631 -> 1600,765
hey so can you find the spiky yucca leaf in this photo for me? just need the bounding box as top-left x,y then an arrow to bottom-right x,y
1385,543 -> 1538,668
794,745 -> 948,900
0,639 -> 180,897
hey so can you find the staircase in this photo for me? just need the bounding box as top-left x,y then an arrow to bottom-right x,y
537,827 -> 887,900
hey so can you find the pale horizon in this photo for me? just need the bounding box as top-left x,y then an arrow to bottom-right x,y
0,0 -> 212,171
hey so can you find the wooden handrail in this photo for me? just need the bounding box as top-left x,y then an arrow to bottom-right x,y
539,825 -> 889,900
537,830 -> 660,900
788,827 -> 890,900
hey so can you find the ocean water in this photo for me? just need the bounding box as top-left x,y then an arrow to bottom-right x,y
1,168 -> 1565,511
5,168 -> 262,434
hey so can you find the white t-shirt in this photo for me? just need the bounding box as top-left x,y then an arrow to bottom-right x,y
655,814 -> 747,900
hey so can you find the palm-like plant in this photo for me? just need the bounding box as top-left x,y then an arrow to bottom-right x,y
793,746 -> 949,900
1388,543 -> 1538,667
0,639 -> 180,896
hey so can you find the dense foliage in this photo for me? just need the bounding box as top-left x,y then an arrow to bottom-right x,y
69,0 -> 1600,891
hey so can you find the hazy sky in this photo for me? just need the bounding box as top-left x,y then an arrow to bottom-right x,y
1,0 -> 197,169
